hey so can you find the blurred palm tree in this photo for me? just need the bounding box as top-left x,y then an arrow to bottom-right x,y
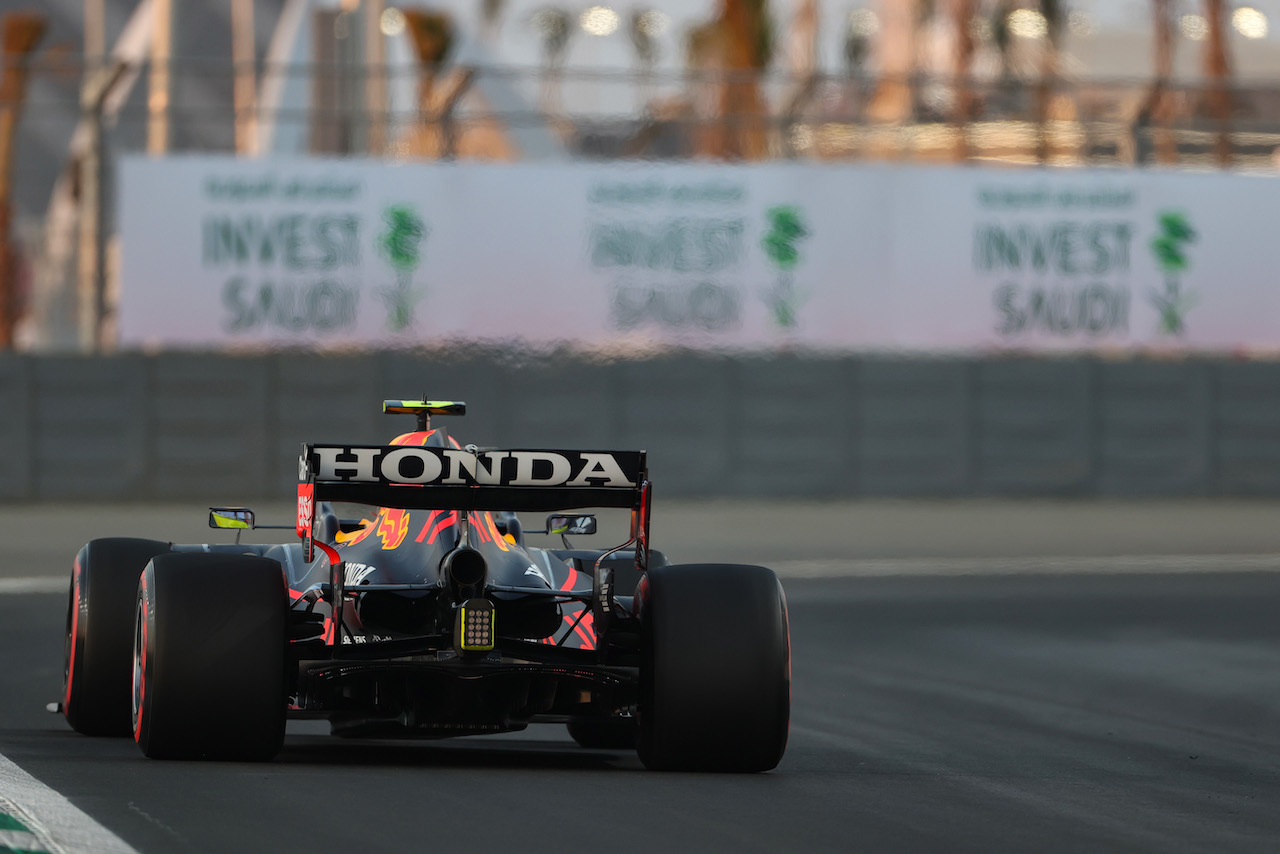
719,0 -> 773,159
1133,0 -> 1178,164
686,0 -> 773,160
531,7 -> 572,113
403,10 -> 455,117
865,0 -> 915,123
780,0 -> 818,157
1040,0 -> 1063,52
481,0 -> 504,40
630,10 -> 659,67
843,16 -> 870,77
1202,0 -> 1232,166
911,0 -> 934,120
1034,0 -> 1065,163
401,10 -> 458,157
992,0 -> 1014,85
0,11 -> 44,349
629,9 -> 659,109
948,0 -> 978,160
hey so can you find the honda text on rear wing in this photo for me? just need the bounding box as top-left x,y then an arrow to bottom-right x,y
298,444 -> 647,512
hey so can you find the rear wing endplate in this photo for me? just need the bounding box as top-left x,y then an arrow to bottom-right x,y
298,444 -> 647,512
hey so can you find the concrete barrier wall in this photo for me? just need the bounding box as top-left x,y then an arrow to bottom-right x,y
2,353 -> 1277,501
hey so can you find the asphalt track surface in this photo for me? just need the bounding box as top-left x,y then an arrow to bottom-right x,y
2,501 -> 1280,853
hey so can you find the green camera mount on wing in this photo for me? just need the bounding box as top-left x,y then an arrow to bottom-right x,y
382,398 -> 467,431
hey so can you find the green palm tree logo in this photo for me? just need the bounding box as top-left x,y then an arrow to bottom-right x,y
760,205 -> 810,329
377,205 -> 428,332
1148,211 -> 1197,335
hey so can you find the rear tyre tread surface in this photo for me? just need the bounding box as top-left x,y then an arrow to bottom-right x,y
638,563 -> 790,773
63,538 -> 171,736
133,552 -> 287,761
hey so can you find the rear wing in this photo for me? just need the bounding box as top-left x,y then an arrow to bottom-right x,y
294,411 -> 654,637
298,444 -> 647,513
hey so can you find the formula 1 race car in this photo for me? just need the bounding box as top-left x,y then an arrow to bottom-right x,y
62,400 -> 790,772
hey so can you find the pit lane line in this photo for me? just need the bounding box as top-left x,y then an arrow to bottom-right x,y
4,553 -> 1280,597
0,753 -> 136,854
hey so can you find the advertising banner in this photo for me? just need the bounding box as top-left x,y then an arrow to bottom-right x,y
117,156 -> 1280,353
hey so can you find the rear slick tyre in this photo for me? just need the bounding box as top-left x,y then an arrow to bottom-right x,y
133,553 -> 287,761
63,538 -> 171,736
638,564 -> 790,772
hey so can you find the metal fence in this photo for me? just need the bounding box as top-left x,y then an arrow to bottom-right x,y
20,55 -> 1280,163
4,352 -> 1280,501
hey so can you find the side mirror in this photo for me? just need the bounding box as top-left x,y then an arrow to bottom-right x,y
209,507 -> 256,530
546,514 -> 596,536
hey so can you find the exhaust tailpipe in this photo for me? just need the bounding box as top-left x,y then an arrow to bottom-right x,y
441,546 -> 487,590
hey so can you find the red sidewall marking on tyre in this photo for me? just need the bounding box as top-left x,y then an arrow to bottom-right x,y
133,578 -> 148,743
64,558 -> 81,713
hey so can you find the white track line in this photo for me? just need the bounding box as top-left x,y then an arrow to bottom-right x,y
770,553 -> 1280,577
0,754 -> 137,854
0,579 -> 64,595
2,555 -> 1280,596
